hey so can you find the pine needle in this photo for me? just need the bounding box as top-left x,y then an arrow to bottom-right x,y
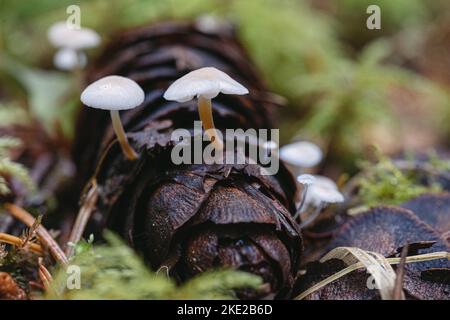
4,203 -> 68,266
38,259 -> 53,291
0,232 -> 43,255
321,247 -> 397,300
65,179 -> 98,258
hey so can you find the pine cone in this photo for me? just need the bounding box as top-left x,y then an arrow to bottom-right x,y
0,272 -> 27,300
74,21 -> 302,299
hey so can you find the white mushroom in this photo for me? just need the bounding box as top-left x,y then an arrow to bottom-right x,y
53,48 -> 87,71
48,21 -> 100,50
279,141 -> 323,174
295,175 -> 344,228
296,174 -> 316,186
48,21 -> 100,73
305,175 -> 344,207
294,174 -> 316,219
307,185 -> 344,206
195,15 -> 233,34
163,67 -> 249,149
81,75 -> 145,160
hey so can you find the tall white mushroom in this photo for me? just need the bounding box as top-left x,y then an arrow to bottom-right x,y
47,21 -> 100,71
81,75 -> 145,160
163,67 -> 249,150
295,174 -> 316,219
279,141 -> 323,175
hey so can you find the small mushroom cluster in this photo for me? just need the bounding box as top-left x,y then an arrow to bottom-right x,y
278,140 -> 344,227
80,67 -> 248,160
295,174 -> 344,228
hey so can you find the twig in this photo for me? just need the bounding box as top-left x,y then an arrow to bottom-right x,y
38,259 -> 53,291
393,245 -> 408,300
65,179 -> 98,258
4,203 -> 68,266
0,232 -> 43,255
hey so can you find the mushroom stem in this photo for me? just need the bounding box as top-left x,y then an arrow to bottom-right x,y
294,184 -> 309,219
198,95 -> 223,150
299,203 -> 324,229
110,110 -> 138,160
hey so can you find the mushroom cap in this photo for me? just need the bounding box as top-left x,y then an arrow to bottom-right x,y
48,21 -> 101,49
305,175 -> 344,206
297,174 -> 316,186
309,187 -> 344,205
312,175 -> 338,190
279,141 -> 323,168
53,48 -> 87,71
81,75 -> 145,111
195,15 -> 233,34
163,67 -> 249,102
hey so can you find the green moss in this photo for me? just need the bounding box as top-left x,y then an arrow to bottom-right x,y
356,151 -> 442,207
0,136 -> 35,196
48,232 -> 262,300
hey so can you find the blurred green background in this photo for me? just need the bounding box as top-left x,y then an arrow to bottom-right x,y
2,0 -> 450,174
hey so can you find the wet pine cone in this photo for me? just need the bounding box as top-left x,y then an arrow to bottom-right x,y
73,21 -> 302,299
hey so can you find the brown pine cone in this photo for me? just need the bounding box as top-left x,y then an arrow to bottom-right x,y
74,21 -> 302,299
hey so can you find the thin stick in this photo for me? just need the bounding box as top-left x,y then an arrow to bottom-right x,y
294,184 -> 309,220
0,232 -> 43,255
295,251 -> 449,300
4,203 -> 68,266
65,180 -> 98,258
393,245 -> 408,300
38,261 -> 53,291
